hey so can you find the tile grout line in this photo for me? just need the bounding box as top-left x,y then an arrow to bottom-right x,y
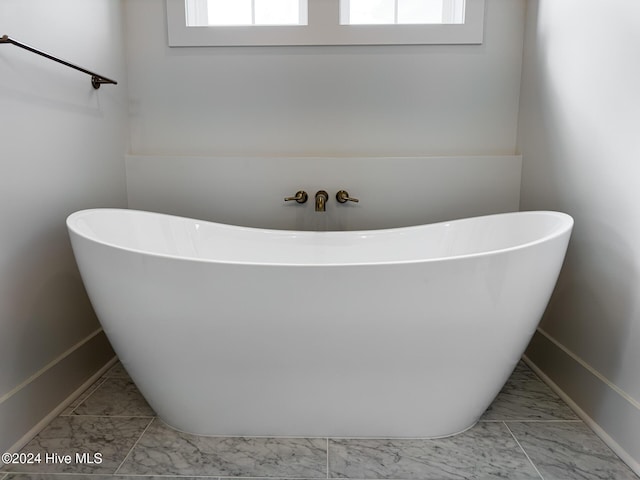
503,422 -> 545,480
217,477 -> 408,480
113,416 -> 156,475
217,477 -> 450,480
62,414 -> 157,419
326,437 -> 330,479
214,477 -> 312,480
480,419 -> 583,423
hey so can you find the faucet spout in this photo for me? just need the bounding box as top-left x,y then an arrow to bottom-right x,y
315,190 -> 329,212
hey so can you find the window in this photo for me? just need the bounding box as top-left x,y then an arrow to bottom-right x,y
341,0 -> 465,25
166,0 -> 484,46
186,0 -> 307,26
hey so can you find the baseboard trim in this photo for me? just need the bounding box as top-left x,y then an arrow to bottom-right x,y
535,328 -> 640,411
6,355 -> 117,455
525,329 -> 640,477
0,330 -> 115,454
0,328 -> 103,405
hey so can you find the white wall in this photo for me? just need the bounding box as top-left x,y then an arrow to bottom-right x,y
0,0 -> 129,452
125,0 -> 526,157
126,155 -> 522,231
518,0 -> 640,470
123,0 -> 526,232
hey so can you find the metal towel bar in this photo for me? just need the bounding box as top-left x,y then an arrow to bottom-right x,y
0,34 -> 117,89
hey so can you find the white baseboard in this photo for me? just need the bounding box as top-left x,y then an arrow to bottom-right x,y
525,329 -> 640,477
0,330 -> 115,454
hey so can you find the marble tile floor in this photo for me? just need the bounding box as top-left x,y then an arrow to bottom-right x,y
1,361 -> 638,480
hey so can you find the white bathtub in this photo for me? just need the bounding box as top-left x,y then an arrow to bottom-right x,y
67,209 -> 572,438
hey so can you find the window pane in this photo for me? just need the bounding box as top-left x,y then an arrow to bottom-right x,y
398,0 -> 442,24
255,0 -> 305,25
207,0 -> 252,25
347,0 -> 395,25
341,0 -> 466,25
443,0 -> 466,23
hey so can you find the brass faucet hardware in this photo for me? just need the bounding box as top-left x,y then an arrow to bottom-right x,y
284,191 -> 308,204
336,190 -> 359,203
315,190 -> 329,212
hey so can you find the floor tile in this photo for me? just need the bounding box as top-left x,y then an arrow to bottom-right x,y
104,362 -> 131,379
482,362 -> 578,421
0,416 -> 152,474
72,377 -> 155,417
328,422 -> 541,479
117,419 -> 328,478
508,422 -> 638,480
5,357 -> 639,480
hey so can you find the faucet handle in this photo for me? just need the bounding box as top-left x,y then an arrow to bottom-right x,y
284,190 -> 308,204
336,190 -> 359,203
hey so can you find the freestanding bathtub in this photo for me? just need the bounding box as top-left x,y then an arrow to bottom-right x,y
67,209 -> 572,438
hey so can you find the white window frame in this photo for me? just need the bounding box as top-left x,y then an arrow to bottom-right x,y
166,0 -> 485,47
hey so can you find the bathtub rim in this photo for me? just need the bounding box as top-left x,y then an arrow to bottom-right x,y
66,208 -> 574,268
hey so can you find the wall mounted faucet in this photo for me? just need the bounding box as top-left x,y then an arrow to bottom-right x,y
285,189 -> 358,211
284,191 -> 308,204
315,190 -> 329,212
336,190 -> 359,204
